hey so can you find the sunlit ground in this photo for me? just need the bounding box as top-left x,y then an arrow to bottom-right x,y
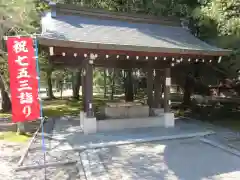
0,95 -> 240,132
0,113 -> 11,118
96,139 -> 240,180
213,119 -> 240,131
0,131 -> 30,143
42,99 -> 82,117
42,96 -> 110,117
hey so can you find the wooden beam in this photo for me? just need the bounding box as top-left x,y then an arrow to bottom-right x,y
147,65 -> 154,110
49,54 -> 217,66
39,37 -> 231,57
81,66 -> 86,112
51,46 -> 223,59
49,56 -> 170,69
154,70 -> 161,108
85,59 -> 94,117
164,68 -> 171,113
45,47 -> 220,65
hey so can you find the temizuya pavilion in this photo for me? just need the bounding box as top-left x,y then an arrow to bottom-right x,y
39,3 -> 231,134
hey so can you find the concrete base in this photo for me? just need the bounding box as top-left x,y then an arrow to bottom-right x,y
83,116 -> 97,134
104,103 -> 149,119
152,108 -> 164,116
79,111 -> 86,128
81,111 -> 175,134
97,114 -> 174,132
163,113 -> 175,127
81,113 -> 174,133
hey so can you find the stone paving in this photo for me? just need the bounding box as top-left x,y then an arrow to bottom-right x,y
51,119 -> 213,151
178,118 -> 240,151
46,117 -> 240,180
0,117 -> 86,180
1,116 -> 240,180
0,141 -> 24,179
96,139 -> 240,180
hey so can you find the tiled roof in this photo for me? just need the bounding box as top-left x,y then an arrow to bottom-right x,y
39,5 -> 230,56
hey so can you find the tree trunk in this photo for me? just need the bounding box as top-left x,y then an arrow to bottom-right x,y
103,69 -> 107,98
46,69 -> 54,99
0,74 -> 11,112
154,70 -> 161,108
110,69 -> 116,100
125,69 -> 134,102
1,90 -> 11,112
0,74 -> 24,134
72,69 -> 81,100
60,82 -> 63,99
183,74 -> 195,107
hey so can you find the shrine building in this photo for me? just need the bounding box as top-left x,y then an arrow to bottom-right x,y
39,2 -> 231,134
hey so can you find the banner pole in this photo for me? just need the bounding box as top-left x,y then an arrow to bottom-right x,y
34,38 -> 47,180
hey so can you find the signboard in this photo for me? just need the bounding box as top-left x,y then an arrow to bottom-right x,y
7,37 -> 40,122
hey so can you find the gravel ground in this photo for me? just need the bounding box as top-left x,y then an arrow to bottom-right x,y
0,117 -> 86,180
1,117 -> 240,180
0,141 -> 24,179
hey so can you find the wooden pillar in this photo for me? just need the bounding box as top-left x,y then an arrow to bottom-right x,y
154,70 -> 161,108
164,68 -> 171,113
147,67 -> 153,108
85,60 -> 94,117
81,68 -> 86,112
125,69 -> 134,102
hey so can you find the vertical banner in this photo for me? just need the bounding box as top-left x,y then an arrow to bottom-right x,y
7,37 -> 40,122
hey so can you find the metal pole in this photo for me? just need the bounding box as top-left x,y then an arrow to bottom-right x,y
17,117 -> 45,167
15,160 -> 77,172
34,38 -> 47,180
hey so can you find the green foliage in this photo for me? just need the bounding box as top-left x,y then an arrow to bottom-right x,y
1,0 -> 238,93
43,99 -> 82,116
0,0 -> 39,36
192,0 -> 240,75
193,0 -> 240,37
0,0 -> 45,85
0,131 -> 30,142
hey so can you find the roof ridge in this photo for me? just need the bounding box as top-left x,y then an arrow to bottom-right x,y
50,3 -> 181,26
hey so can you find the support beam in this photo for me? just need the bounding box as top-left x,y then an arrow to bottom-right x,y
125,69 -> 134,102
52,46 -> 225,58
85,59 -> 94,117
154,70 -> 161,108
17,117 -> 46,167
15,161 -> 77,172
81,68 -> 86,112
49,56 -> 169,69
147,67 -> 154,110
164,68 -> 171,112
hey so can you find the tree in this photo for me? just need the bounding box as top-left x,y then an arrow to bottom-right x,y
36,49 -> 56,99
0,0 -> 44,134
0,0 -> 40,112
124,69 -> 134,102
72,69 -> 82,99
192,0 -> 240,74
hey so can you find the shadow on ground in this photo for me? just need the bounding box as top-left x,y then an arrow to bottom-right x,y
96,139 -> 240,180
45,117 -> 240,179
